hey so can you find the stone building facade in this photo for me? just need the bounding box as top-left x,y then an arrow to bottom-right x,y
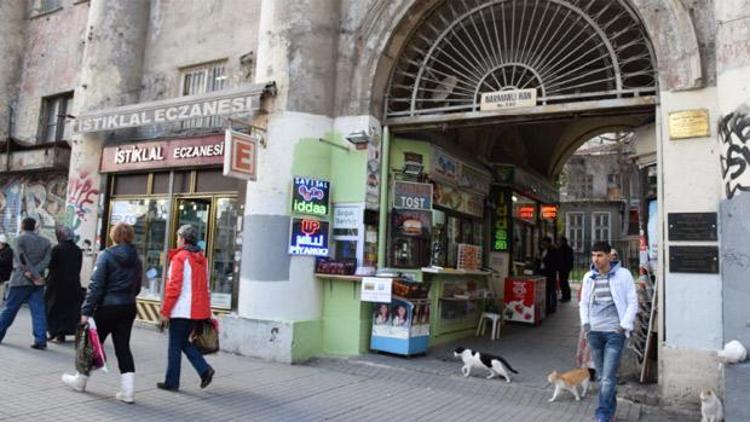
1,0 -> 748,407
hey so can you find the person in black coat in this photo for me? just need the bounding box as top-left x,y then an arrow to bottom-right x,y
556,236 -> 575,302
0,234 -> 13,303
45,226 -> 83,343
540,236 -> 559,315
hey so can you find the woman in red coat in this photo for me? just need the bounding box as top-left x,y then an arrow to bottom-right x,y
157,224 -> 214,391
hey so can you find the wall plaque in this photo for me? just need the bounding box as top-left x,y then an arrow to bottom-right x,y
668,109 -> 710,140
668,212 -> 717,241
669,246 -> 719,274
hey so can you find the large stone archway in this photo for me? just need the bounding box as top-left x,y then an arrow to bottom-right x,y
337,0 -> 702,119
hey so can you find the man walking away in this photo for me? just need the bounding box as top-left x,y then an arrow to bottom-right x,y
540,237 -> 558,315
557,236 -> 574,302
0,218 -> 52,349
579,241 -> 637,422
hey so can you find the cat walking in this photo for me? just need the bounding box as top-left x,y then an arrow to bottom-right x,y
453,347 -> 519,383
547,368 -> 590,402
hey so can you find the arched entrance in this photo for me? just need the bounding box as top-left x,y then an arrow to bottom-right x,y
365,0 -> 664,390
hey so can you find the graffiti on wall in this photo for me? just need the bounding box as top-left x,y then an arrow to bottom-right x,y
0,173 -> 68,242
719,109 -> 750,199
62,170 -> 100,232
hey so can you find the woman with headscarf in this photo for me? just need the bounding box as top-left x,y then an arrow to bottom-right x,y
45,226 -> 83,343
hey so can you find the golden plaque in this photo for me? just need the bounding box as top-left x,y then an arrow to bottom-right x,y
668,109 -> 710,140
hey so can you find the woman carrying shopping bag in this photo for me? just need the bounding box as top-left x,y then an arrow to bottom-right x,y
157,224 -> 215,391
62,223 -> 142,404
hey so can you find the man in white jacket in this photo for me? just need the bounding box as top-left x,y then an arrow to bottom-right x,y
579,241 -> 637,422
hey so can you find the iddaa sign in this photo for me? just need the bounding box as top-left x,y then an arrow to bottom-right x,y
292,177 -> 330,217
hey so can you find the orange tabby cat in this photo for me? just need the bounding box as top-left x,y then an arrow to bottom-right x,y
547,368 -> 591,402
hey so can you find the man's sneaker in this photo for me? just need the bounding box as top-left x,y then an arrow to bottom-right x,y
200,367 -> 215,389
30,343 -> 47,350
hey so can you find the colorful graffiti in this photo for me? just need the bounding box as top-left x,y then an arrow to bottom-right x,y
61,170 -> 100,232
0,172 -> 68,242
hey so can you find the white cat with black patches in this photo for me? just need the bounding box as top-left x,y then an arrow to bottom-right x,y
453,347 -> 518,382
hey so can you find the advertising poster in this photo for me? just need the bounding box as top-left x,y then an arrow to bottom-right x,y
361,277 -> 393,303
647,199 -> 658,264
291,177 -> 330,217
288,218 -> 330,256
391,209 -> 432,238
503,279 -> 537,324
372,298 -> 412,339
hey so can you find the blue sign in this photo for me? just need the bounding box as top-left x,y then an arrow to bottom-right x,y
289,218 -> 330,256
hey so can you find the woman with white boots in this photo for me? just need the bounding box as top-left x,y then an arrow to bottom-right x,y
62,223 -> 143,404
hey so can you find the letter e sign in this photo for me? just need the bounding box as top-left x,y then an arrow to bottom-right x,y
223,129 -> 258,181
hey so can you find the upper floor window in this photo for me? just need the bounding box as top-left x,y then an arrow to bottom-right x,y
566,212 -> 585,253
40,92 -> 73,143
31,0 -> 61,16
592,212 -> 611,243
180,60 -> 228,129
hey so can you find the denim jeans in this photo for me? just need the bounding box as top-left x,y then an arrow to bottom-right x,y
587,331 -> 626,422
164,318 -> 210,388
0,286 -> 47,346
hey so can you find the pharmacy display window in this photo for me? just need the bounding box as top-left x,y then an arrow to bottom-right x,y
107,169 -> 241,310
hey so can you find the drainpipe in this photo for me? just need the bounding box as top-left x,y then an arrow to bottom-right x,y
377,126 -> 391,268
5,105 -> 12,172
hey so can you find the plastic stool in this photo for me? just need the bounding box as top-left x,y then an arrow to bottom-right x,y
476,312 -> 502,340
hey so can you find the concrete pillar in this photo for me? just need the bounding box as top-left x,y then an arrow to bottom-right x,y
222,0 -> 341,363
66,0 -> 150,279
0,0 -> 26,142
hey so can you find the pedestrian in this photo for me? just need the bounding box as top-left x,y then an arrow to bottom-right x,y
579,241 -> 637,422
45,226 -> 83,343
539,236 -> 558,315
0,233 -> 13,304
157,224 -> 215,392
62,222 -> 142,404
0,218 -> 52,349
557,236 -> 574,302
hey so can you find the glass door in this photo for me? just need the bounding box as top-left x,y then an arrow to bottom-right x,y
209,198 -> 239,309
174,198 -> 212,250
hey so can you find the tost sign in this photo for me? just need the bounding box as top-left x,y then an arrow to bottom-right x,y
100,135 -> 225,172
75,84 -> 272,133
292,177 -> 331,217
223,130 -> 258,181
393,181 -> 433,210
289,218 -> 330,256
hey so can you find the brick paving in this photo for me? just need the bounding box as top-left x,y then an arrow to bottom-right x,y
0,306 -> 695,421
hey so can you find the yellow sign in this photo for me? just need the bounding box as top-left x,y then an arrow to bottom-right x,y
668,109 -> 710,140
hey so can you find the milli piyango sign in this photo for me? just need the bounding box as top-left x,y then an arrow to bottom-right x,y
292,177 -> 331,217
289,218 -> 330,256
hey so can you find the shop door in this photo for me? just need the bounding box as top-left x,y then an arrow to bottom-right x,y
175,198 -> 212,250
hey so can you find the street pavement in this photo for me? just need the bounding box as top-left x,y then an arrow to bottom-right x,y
0,306 -> 696,421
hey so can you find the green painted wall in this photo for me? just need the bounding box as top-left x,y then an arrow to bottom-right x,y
321,277 -> 373,356
291,319 -> 323,363
389,138 -> 433,174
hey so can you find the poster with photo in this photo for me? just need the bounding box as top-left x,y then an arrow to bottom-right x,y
372,298 -> 412,339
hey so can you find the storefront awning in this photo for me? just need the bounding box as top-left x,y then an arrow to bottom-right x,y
73,82 -> 275,134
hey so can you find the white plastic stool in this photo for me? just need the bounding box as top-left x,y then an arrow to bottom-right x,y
476,312 -> 502,340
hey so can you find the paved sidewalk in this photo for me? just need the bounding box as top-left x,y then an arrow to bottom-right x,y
0,307 -> 695,421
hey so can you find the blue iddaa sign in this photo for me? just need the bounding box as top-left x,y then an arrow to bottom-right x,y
289,217 -> 330,256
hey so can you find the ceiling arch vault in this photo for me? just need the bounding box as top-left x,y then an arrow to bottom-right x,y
385,0 -> 657,119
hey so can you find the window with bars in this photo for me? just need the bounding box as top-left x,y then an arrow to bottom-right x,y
180,61 -> 228,128
40,92 -> 73,143
566,212 -> 584,253
592,212 -> 611,243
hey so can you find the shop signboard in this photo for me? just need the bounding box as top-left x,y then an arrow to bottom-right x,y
480,88 -> 537,111
433,183 -> 484,218
431,148 -> 460,184
541,205 -> 558,220
361,277 -> 393,303
288,218 -> 330,256
491,189 -> 511,252
291,177 -> 330,217
459,163 -> 492,195
75,84 -> 270,133
365,128 -> 382,210
393,181 -> 433,210
100,134 -> 225,173
516,204 -> 536,221
223,129 -> 258,181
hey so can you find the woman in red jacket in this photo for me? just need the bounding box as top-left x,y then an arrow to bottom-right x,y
157,224 -> 215,391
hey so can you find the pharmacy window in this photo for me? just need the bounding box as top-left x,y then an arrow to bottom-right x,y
180,60 -> 228,128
